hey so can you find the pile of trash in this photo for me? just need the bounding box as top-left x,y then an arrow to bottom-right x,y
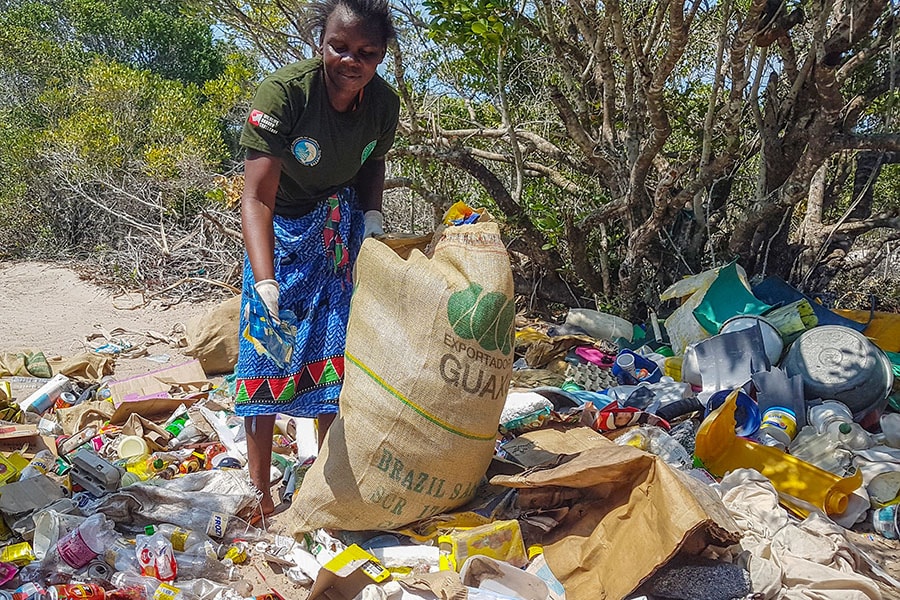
0,213 -> 899,600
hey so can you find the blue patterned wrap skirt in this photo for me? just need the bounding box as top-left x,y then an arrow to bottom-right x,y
234,188 -> 363,417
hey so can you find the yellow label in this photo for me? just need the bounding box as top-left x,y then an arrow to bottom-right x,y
170,528 -> 189,552
761,408 -> 798,440
153,583 -> 182,600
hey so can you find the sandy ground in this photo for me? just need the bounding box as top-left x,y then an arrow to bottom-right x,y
0,261 -> 216,376
2,261 -> 898,598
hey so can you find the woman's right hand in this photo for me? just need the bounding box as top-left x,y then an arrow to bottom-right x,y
254,279 -> 280,318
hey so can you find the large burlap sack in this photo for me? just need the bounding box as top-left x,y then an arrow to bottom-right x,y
184,295 -> 241,375
291,219 -> 515,532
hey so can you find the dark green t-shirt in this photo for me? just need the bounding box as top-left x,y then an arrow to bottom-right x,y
240,58 -> 400,217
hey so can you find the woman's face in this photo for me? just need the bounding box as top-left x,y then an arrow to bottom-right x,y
320,6 -> 386,106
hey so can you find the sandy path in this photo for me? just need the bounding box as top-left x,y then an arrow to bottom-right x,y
0,261 -> 219,377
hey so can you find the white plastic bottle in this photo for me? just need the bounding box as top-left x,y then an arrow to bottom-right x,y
155,523 -> 223,557
136,525 -> 178,582
42,513 -> 119,572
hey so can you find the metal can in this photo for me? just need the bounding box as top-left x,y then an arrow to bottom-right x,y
85,559 -> 112,580
54,391 -> 77,410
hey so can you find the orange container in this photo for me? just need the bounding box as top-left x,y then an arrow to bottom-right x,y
695,389 -> 862,516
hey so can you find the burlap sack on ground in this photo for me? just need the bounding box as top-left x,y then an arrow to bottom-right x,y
291,219 -> 515,533
184,295 -> 241,375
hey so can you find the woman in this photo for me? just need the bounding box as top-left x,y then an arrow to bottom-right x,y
236,0 -> 399,520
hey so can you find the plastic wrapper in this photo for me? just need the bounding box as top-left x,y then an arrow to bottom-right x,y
241,290 -> 298,370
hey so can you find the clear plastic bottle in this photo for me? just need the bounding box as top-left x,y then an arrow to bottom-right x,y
136,525 -> 178,582
177,578 -> 253,600
174,552 -> 240,583
109,572 -> 161,598
155,524 -> 224,557
827,421 -> 873,451
20,449 -> 55,479
808,400 -> 854,434
789,425 -> 852,475
41,513 -> 119,572
104,538 -> 141,573
33,510 -> 85,561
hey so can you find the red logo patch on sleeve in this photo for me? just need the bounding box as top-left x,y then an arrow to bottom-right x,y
247,109 -> 280,134
248,109 -> 264,126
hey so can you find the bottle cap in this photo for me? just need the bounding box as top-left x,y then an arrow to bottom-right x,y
145,525 -> 156,535
153,458 -> 165,469
839,423 -> 852,435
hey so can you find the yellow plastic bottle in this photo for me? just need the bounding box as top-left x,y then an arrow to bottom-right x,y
695,389 -> 862,516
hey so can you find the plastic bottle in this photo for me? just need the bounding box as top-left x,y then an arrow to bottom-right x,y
788,426 -> 851,475
152,583 -> 186,600
19,373 -> 70,414
170,424 -> 204,448
109,572 -> 162,599
164,415 -> 189,437
19,450 -> 56,479
808,401 -> 854,434
564,308 -> 633,342
178,455 -> 201,475
177,578 -> 253,600
174,553 -> 240,583
827,421 -> 872,451
154,462 -> 180,480
41,513 -> 119,572
105,538 -> 141,573
155,524 -> 224,557
126,454 -> 164,481
136,525 -> 178,582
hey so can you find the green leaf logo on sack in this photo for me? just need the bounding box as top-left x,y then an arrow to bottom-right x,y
447,283 -> 514,355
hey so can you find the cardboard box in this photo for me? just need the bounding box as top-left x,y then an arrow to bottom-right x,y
307,544 -> 391,600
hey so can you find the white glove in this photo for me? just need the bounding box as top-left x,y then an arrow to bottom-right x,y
363,210 -> 384,238
254,279 -> 280,319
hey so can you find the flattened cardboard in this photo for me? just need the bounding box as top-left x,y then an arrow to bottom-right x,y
0,424 -> 39,441
110,395 -> 204,426
491,428 -> 741,600
107,359 -> 208,407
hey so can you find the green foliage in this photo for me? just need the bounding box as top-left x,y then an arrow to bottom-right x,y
0,0 -> 252,257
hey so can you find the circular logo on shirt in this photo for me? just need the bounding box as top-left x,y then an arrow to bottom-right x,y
291,137 -> 321,166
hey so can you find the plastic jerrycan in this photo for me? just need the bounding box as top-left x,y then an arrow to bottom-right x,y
695,389 -> 862,517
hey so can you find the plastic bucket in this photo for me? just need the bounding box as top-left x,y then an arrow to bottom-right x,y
782,326 -> 894,421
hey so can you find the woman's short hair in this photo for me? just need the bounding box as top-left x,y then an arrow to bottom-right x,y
310,0 -> 397,47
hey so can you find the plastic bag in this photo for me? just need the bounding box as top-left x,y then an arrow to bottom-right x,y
241,289 -> 297,369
